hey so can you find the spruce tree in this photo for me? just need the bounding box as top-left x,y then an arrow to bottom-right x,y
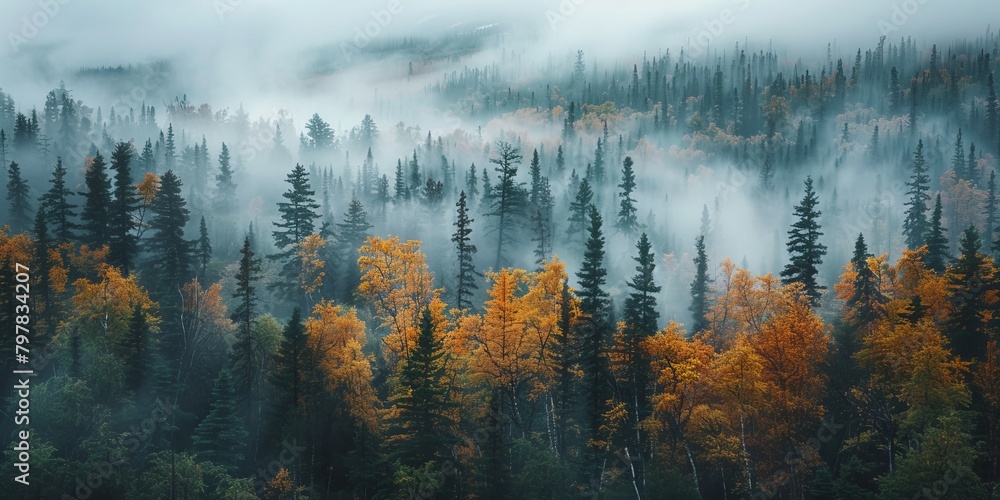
336,198 -> 373,300
846,233 -> 885,332
269,164 -> 321,305
529,148 -> 541,207
147,170 -> 192,280
689,234 -> 711,335
903,140 -> 931,250
567,178 -> 593,246
925,194 -> 949,273
952,129 -> 966,180
780,176 -> 828,306
109,141 -> 139,273
193,370 -> 248,470
452,191 -> 479,310
616,156 -> 638,234
214,142 -> 237,213
487,141 -> 526,269
576,205 -> 610,483
271,308 -> 311,415
197,216 -> 211,279
79,151 -> 112,248
6,161 -> 31,232
555,144 -> 565,173
122,304 -> 150,392
231,235 -> 262,402
946,226 -> 995,360
389,307 -> 455,467
530,177 -> 554,267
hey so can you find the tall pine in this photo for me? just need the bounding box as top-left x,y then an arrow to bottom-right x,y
781,176 -> 828,306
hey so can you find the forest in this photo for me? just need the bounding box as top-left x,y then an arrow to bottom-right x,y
2,11 -> 1000,500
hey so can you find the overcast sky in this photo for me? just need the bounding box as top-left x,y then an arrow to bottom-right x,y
1,0 -> 997,116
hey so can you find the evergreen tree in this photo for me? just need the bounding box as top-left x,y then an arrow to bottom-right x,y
529,148 -> 542,207
389,307 -> 455,467
140,138 -> 156,174
6,161 -> 31,232
32,207 -> 55,341
270,308 -> 310,414
197,216 -> 211,279
689,234 -> 711,336
164,123 -> 176,171
269,164 -> 321,305
337,198 -> 373,299
147,170 -> 192,280
986,170 -> 997,256
987,72 -> 998,141
952,129 -> 966,180
925,194 -> 949,273
122,304 -> 151,392
619,232 -> 661,489
591,138 -> 605,183
408,150 -> 420,190
79,151 -> 112,248
109,141 -> 139,273
780,176 -> 828,306
555,144 -> 565,173
846,233 -> 885,332
393,159 -> 408,202
487,141 -> 526,269
903,140 -> 931,250
530,177 -> 554,267
576,205 -> 610,483
214,142 -> 237,213
192,370 -> 248,470
617,156 -> 638,234
945,226 -> 995,360
452,191 -> 479,310
567,178 -> 593,246
304,113 -> 334,151
230,236 -> 262,402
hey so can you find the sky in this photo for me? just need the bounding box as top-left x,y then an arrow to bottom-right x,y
2,0 -> 998,106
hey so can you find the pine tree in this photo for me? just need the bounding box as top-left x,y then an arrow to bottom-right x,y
530,177 -> 554,267
393,159 -> 408,202
952,129 -> 966,180
925,194 -> 949,273
689,234 -> 711,336
197,216 -> 211,279
408,150 -> 420,190
141,138 -> 156,174
576,205 -> 610,482
164,123 -> 176,171
6,161 -> 31,232
987,72 -> 998,141
79,151 -> 112,248
619,232 -> 661,485
567,178 -> 593,246
304,113 -> 334,151
487,141 -> 526,269
617,156 -> 638,234
147,170 -> 192,280
389,307 -> 455,467
109,141 -> 139,273
529,148 -> 542,207
946,226 -> 996,360
214,142 -> 237,213
122,304 -> 150,392
845,233 -> 885,332
903,140 -> 931,250
453,191 -> 479,310
270,308 -> 310,414
781,176 -> 828,306
269,164 -> 321,305
336,198 -> 373,299
592,138 -> 605,183
230,236 -> 262,402
555,144 -> 565,173
193,370 -> 248,470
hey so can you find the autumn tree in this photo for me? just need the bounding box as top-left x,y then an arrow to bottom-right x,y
781,176 -> 827,306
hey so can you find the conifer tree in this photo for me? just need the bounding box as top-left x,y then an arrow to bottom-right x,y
986,170 -> 997,256
529,148 -> 542,207
337,198 -> 373,299
487,141 -> 525,269
193,370 -> 248,470
945,226 -> 995,360
453,191 -> 478,310
269,164 -> 321,305
530,177 -> 554,267
781,176 -> 828,306
617,156 -> 638,234
79,151 -> 112,247
6,161 -> 31,232
845,233 -> 885,332
109,141 -> 139,272
122,304 -> 150,392
230,235 -> 262,401
903,140 -> 931,250
925,194 -> 949,273
689,234 -> 711,335
393,159 -> 408,202
197,216 -> 211,279
270,308 -> 310,415
567,178 -> 593,246
214,142 -> 237,213
952,129 -> 966,180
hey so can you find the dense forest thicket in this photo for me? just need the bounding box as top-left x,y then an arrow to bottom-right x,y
2,28 -> 1000,499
